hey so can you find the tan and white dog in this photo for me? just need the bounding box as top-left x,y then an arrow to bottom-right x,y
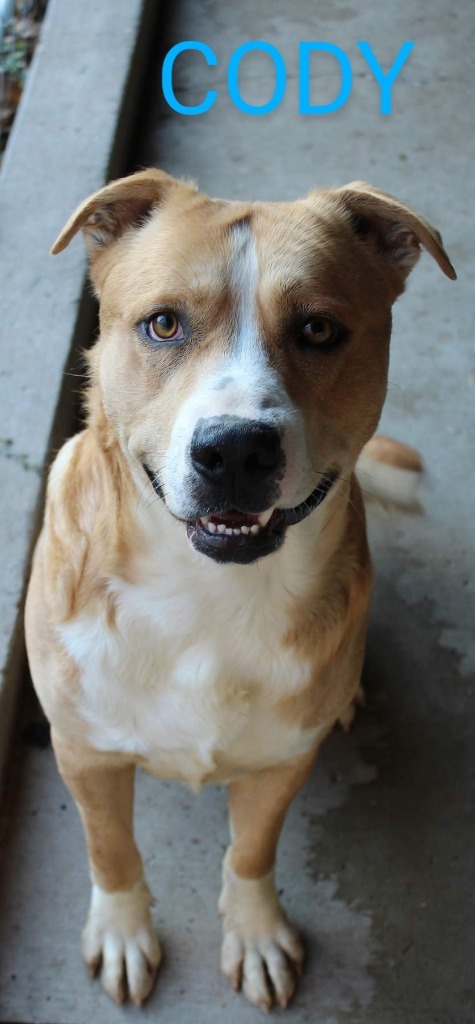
25,170 -> 455,1012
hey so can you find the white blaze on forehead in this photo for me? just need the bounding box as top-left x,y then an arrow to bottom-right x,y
228,220 -> 261,361
208,219 -> 282,410
178,220 -> 286,423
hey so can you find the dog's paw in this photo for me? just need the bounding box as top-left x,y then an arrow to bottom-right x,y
219,867 -> 304,1011
82,878 -> 162,1006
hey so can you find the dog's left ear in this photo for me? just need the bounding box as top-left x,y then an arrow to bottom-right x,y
320,181 -> 456,297
51,168 -> 186,258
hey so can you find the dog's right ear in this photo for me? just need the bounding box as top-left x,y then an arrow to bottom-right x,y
51,168 -> 186,258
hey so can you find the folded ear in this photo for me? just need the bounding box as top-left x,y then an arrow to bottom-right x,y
324,180 -> 456,296
51,167 -> 185,257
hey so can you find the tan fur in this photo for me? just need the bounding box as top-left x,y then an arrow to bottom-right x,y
279,480 -> 372,729
52,730 -> 142,892
25,170 -> 455,1010
227,747 -> 324,880
362,434 -> 423,471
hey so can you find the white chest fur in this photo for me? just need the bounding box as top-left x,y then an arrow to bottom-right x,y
58,514 -> 323,788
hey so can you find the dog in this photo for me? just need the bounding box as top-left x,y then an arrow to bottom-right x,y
25,170 -> 455,1012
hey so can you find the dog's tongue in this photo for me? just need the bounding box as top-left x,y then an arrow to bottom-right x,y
209,510 -> 259,527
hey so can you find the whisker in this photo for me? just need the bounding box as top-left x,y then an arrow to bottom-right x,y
139,465 -> 167,511
386,379 -> 408,412
327,480 -> 370,527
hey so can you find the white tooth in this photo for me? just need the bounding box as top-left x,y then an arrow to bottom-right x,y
207,522 -> 217,533
241,525 -> 250,534
200,515 -> 210,526
250,524 -> 260,535
233,528 -> 241,535
225,528 -> 234,536
257,508 -> 274,527
218,524 -> 226,534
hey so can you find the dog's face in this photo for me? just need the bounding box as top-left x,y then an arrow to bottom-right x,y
54,171 -> 455,564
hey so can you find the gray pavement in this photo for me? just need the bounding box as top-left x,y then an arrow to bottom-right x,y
0,0 -> 153,785
1,0 -> 474,1022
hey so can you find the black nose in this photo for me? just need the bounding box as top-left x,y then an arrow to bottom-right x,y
190,417 -> 284,500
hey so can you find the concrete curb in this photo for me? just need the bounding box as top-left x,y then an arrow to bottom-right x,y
0,0 -> 161,785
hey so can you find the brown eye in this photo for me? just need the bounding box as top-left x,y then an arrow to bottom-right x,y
147,312 -> 185,343
302,316 -> 336,345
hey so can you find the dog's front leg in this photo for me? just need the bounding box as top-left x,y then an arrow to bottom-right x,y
219,747 -> 321,1011
52,730 -> 161,1006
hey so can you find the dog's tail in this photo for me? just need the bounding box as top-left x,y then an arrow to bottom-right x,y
356,435 -> 423,509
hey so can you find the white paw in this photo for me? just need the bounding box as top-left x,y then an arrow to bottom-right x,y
82,879 -> 162,1006
219,864 -> 304,1011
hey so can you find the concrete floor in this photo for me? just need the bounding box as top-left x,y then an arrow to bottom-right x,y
1,0 -> 474,1021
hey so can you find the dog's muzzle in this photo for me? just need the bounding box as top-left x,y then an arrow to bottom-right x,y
144,416 -> 337,564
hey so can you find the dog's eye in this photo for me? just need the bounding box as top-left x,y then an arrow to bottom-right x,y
146,313 -> 185,343
302,316 -> 337,346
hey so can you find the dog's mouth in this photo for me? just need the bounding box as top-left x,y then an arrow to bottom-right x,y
143,465 -> 338,564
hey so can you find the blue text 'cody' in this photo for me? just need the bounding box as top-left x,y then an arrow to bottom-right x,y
162,41 -> 414,116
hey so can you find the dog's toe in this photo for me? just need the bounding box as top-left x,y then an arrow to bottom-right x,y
262,938 -> 300,1006
221,930 -> 244,989
242,947 -> 273,1012
100,933 -> 128,1004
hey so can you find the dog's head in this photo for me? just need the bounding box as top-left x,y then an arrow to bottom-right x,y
53,169 -> 455,564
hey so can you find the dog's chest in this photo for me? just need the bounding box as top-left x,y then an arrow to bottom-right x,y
58,552 -> 318,786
